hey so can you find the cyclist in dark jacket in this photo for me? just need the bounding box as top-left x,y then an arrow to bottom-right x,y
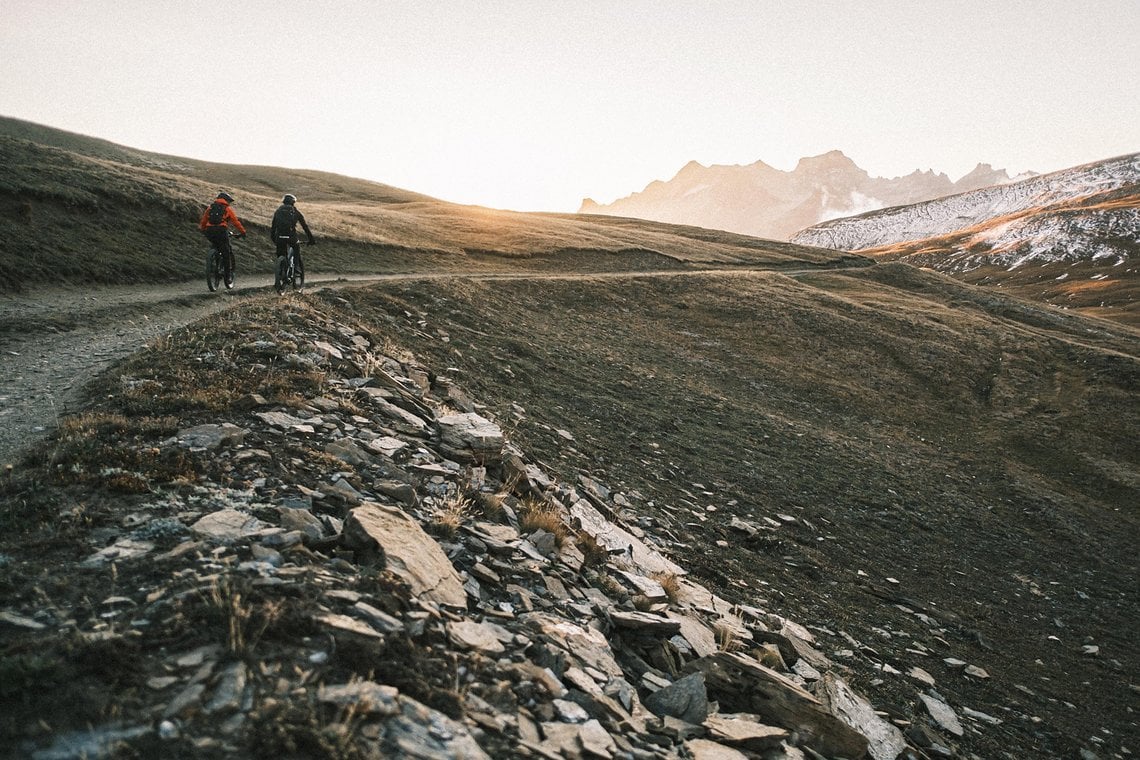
270,194 -> 316,278
199,192 -> 247,286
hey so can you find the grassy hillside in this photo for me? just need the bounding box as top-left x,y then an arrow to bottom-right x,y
0,117 -> 856,291
1,262 -> 1136,756
329,267 -> 1139,757
862,186 -> 1140,327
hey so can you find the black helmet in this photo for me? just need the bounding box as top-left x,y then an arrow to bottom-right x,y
217,191 -> 234,203
282,194 -> 297,205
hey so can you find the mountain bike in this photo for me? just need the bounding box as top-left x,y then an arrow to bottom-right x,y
205,233 -> 241,292
275,241 -> 305,294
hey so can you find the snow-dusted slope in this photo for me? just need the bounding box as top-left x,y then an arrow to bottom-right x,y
791,153 -> 1140,262
579,151 -> 1020,241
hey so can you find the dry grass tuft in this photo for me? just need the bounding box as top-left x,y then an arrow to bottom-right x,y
517,498 -> 568,547
205,572 -> 285,656
714,620 -> 742,653
651,571 -> 682,603
576,530 -> 609,568
473,491 -> 507,521
593,572 -> 627,600
428,493 -> 470,539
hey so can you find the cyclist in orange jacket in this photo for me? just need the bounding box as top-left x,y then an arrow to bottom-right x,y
199,191 -> 247,287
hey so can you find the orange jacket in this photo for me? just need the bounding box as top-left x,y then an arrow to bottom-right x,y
199,198 -> 247,234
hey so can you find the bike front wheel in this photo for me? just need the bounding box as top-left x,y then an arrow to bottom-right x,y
206,249 -> 222,292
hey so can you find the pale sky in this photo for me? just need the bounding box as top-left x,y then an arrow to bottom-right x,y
3,1 -> 1138,212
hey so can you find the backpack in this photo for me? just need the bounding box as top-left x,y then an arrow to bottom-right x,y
207,201 -> 226,226
273,204 -> 297,239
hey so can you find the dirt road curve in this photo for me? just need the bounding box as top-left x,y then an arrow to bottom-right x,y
0,280 -> 274,467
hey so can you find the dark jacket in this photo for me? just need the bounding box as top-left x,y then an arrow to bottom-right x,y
270,204 -> 314,244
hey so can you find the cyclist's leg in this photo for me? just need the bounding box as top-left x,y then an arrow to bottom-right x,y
222,236 -> 235,283
205,228 -> 227,282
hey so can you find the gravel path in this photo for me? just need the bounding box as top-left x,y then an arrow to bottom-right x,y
0,278 -> 281,466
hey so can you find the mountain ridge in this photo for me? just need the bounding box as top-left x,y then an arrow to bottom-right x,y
791,152 -> 1140,326
579,150 -> 1028,240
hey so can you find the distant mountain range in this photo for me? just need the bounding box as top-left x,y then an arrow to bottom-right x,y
792,152 -> 1139,257
579,151 -> 1031,240
793,152 -> 1140,325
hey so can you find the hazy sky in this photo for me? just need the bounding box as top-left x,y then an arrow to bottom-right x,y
3,1 -> 1138,211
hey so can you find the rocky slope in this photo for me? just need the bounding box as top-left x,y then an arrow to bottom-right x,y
3,288 -> 1094,760
3,268 -> 1137,759
579,151 -> 1023,240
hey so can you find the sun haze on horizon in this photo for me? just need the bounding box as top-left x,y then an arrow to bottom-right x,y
2,1 -> 1138,213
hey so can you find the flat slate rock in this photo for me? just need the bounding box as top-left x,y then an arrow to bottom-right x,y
686,652 -> 869,760
190,509 -> 268,541
703,713 -> 789,750
170,423 -> 247,451
817,673 -> 906,760
920,693 -> 964,737
344,502 -> 467,608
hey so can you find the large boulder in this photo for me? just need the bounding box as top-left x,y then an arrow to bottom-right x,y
344,502 -> 466,608
436,413 -> 504,464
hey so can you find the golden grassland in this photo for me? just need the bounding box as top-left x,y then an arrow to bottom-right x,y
0,116 -> 851,291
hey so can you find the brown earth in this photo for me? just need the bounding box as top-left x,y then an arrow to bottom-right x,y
3,256 -> 1134,757
322,264 -> 1139,758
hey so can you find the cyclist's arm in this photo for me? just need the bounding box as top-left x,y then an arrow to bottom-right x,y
297,210 -> 315,244
225,207 -> 247,235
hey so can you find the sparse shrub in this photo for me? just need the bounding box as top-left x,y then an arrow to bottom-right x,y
131,517 -> 188,547
42,413 -> 192,489
517,498 -> 568,547
651,571 -> 682,603
576,530 -> 608,568
101,469 -> 151,494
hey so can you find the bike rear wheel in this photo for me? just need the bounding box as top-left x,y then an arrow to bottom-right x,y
274,255 -> 288,294
291,254 -> 305,291
206,249 -> 222,292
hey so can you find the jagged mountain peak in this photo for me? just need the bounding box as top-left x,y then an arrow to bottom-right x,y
794,150 -> 861,174
579,150 -> 1023,241
674,159 -> 707,177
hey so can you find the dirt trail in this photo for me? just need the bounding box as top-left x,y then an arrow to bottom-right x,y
1,283 -> 249,467
0,266 -> 828,467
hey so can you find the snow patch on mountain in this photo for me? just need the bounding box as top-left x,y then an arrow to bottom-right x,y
819,190 -> 886,223
792,153 -> 1140,262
